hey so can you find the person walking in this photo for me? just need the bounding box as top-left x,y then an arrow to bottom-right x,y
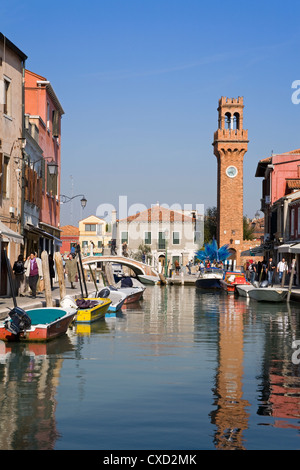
24,252 -> 43,298
12,254 -> 26,296
65,253 -> 77,289
277,258 -> 287,285
267,257 -> 276,287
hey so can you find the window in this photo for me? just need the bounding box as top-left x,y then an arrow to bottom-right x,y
3,77 -> 11,116
158,232 -> 166,249
291,209 -> 295,236
144,231 -> 151,245
121,232 -> 128,244
97,241 -> 103,248
173,231 -> 180,245
46,165 -> 58,196
1,155 -> 9,198
84,224 -> 96,232
47,102 -> 50,129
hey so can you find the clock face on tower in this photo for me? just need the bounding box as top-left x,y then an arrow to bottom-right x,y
226,165 -> 238,178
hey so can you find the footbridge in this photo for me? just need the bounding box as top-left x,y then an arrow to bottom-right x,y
81,255 -> 158,277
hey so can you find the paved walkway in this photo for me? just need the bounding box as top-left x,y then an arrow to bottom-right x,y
0,281 -> 97,320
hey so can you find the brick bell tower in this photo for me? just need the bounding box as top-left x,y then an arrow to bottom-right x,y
213,97 -> 249,266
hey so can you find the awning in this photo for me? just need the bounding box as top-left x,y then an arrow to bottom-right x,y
290,243 -> 300,254
0,221 -> 23,244
277,243 -> 294,253
241,245 -> 264,256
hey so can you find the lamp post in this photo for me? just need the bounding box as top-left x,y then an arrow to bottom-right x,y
59,194 -> 87,209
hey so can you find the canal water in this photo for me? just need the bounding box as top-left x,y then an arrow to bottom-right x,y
0,285 -> 300,450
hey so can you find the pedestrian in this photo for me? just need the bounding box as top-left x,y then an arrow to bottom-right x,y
12,254 -> 26,296
266,257 -> 276,287
89,241 -> 94,256
186,260 -> 192,274
256,261 -> 262,281
175,259 -> 180,275
249,261 -> 256,284
277,258 -> 287,285
24,252 -> 43,298
65,253 -> 77,289
49,254 -> 55,289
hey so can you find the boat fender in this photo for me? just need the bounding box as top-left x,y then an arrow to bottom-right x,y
260,280 -> 268,288
5,306 -> 31,335
60,296 -> 78,310
98,288 -> 110,298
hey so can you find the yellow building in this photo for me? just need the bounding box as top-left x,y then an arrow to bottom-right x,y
78,215 -> 111,256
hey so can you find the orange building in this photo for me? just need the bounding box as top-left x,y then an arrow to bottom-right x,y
24,70 -> 64,253
60,225 -> 79,255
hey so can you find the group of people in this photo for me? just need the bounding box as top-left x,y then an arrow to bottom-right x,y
12,250 -> 79,298
246,257 -> 295,287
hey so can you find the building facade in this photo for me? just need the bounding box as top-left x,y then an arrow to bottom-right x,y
79,215 -> 111,256
255,149 -> 300,282
24,69 -> 64,254
115,204 -> 201,272
0,34 -> 27,294
60,225 -> 79,255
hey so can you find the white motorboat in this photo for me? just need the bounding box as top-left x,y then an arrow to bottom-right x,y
195,268 -> 223,289
89,286 -> 128,312
248,287 -> 288,302
138,274 -> 160,285
236,284 -> 255,297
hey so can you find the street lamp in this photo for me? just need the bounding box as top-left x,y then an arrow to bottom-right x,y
60,194 -> 87,209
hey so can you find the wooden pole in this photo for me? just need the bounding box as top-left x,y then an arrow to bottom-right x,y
77,262 -> 84,297
41,251 -> 53,307
287,258 -> 296,303
54,252 -> 66,300
76,244 -> 88,297
89,264 -> 98,293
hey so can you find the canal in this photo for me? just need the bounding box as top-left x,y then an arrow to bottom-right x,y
0,285 -> 300,450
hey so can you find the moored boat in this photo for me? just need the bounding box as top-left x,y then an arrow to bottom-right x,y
248,287 -> 288,302
0,306 -> 77,342
220,271 -> 250,293
95,286 -> 128,312
138,274 -> 160,285
236,284 -> 255,297
75,298 -> 112,322
195,267 -> 223,289
117,286 -> 145,304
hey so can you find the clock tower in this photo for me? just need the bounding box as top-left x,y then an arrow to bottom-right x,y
213,97 -> 249,265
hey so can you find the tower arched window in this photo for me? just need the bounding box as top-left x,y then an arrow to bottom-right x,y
225,112 -> 231,129
233,112 -> 240,130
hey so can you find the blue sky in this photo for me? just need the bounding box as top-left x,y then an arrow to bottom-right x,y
2,0 -> 300,225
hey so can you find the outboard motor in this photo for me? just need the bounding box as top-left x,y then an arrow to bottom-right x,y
4,306 -> 31,335
98,288 -> 110,298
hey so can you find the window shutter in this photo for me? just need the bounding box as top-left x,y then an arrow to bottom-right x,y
52,110 -> 59,137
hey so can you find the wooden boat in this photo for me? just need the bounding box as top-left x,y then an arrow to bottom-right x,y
75,298 -> 112,323
195,268 -> 223,289
236,284 -> 255,297
248,287 -> 288,302
0,306 -> 77,342
138,274 -> 160,285
220,271 -> 250,293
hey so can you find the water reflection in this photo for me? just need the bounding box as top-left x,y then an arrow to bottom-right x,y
0,336 -> 74,450
0,286 -> 300,449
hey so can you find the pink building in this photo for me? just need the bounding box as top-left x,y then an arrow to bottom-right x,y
24,70 -> 64,253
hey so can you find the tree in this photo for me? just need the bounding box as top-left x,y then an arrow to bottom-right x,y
204,206 -> 217,244
243,216 -> 255,240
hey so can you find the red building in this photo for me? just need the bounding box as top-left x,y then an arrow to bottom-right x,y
60,225 -> 79,255
24,70 -> 64,254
